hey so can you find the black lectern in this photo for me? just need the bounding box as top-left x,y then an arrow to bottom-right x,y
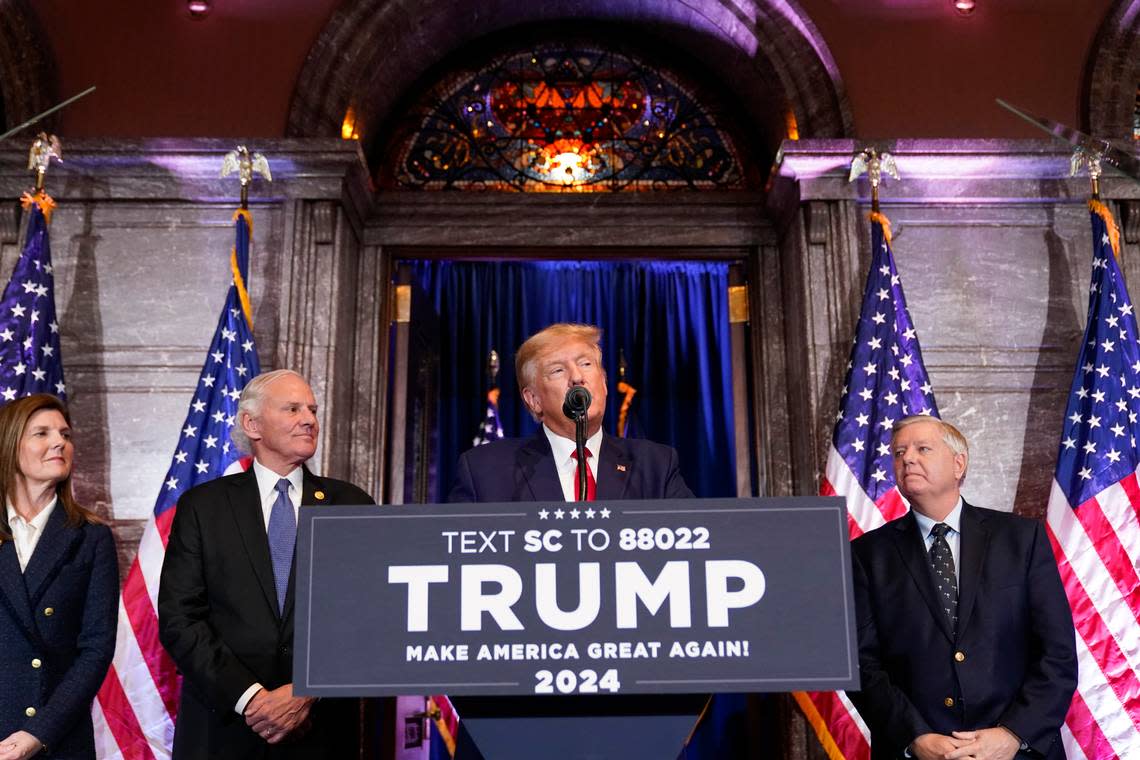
294,498 -> 858,759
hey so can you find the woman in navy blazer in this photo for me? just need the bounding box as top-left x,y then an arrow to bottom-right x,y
0,394 -> 118,759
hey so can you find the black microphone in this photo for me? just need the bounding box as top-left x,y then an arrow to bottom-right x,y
562,386 -> 592,420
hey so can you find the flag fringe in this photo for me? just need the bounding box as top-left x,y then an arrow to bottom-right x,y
230,208 -> 255,330
616,380 -> 637,438
20,190 -> 56,224
1089,200 -> 1122,260
792,692 -> 850,760
427,697 -> 457,758
868,211 -> 892,246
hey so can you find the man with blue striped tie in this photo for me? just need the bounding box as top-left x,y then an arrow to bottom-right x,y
159,369 -> 373,759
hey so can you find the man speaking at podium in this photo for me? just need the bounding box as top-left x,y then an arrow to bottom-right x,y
449,323 -> 693,503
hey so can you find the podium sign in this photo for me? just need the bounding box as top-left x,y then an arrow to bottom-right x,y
294,497 -> 858,697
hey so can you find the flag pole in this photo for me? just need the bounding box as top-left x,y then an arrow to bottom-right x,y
0,86 -> 95,142
486,349 -> 500,386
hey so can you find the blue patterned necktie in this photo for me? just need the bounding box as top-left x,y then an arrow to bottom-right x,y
929,522 -> 958,630
267,477 -> 297,614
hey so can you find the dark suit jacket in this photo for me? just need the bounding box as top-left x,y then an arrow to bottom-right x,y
448,430 -> 694,503
0,508 -> 118,758
848,503 -> 1076,760
158,466 -> 373,760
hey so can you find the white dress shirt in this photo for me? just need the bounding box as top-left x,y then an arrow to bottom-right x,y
6,498 -> 58,572
544,425 -> 603,502
252,459 -> 303,528
235,460 -> 304,715
912,497 -> 964,586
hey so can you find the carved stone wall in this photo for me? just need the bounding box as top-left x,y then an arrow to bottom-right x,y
0,138 -> 374,575
0,134 -> 1121,758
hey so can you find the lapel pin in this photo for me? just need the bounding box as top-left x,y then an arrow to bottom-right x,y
314,490 -> 326,501
616,464 -> 627,472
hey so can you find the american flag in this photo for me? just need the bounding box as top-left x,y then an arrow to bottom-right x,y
1046,201 -> 1140,758
428,696 -> 460,759
794,212 -> 941,760
426,383 -> 505,757
426,384 -> 505,757
0,193 -> 66,402
93,209 -> 261,759
471,386 -> 504,447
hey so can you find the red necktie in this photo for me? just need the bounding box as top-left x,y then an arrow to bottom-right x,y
570,448 -> 596,501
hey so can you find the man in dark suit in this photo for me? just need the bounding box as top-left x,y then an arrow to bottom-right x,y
159,370 -> 373,759
849,416 -> 1076,760
449,323 -> 692,503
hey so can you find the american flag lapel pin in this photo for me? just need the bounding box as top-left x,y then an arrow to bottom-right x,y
616,464 -> 627,472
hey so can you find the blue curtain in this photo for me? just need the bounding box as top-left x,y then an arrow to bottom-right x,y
407,259 -> 737,500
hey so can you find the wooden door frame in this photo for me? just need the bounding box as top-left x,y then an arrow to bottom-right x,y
369,191 -> 785,501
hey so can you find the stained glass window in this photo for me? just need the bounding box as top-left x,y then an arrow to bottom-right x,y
383,42 -> 749,192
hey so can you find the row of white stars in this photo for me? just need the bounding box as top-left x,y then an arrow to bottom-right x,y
19,278 -> 50,299
2,316 -> 59,338
538,507 -> 612,520
165,440 -> 235,491
1,381 -> 66,401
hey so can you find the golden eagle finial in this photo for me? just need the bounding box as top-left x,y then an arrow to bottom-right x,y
849,148 -> 899,212
220,146 -> 272,208
27,133 -> 63,192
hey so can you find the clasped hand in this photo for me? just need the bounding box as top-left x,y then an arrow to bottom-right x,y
0,731 -> 43,760
911,727 -> 1020,760
244,683 -> 315,744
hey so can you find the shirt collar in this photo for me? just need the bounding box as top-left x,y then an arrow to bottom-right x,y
252,458 -> 303,499
543,424 -> 604,465
913,496 -> 964,538
6,495 -> 59,532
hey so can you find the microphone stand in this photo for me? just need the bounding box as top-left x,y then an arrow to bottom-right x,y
574,412 -> 589,502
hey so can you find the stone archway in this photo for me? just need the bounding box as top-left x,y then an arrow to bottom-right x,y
1083,0 -> 1140,139
286,0 -> 853,168
0,0 -> 58,133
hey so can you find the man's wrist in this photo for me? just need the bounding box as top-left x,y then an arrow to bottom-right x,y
997,724 -> 1029,752
235,683 -> 264,715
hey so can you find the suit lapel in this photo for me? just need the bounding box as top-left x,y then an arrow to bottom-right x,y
596,435 -> 631,500
889,512 -> 955,642
0,538 -> 36,640
518,432 -> 564,501
955,502 -> 988,636
228,469 -> 280,620
23,504 -> 80,605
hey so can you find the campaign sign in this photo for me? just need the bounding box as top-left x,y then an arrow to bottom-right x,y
293,497 -> 858,697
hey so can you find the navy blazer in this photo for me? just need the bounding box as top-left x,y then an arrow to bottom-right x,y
448,430 -> 694,503
158,466 -> 373,760
848,503 -> 1077,760
0,508 -> 118,758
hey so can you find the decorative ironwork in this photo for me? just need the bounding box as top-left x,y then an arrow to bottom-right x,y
385,41 -> 747,192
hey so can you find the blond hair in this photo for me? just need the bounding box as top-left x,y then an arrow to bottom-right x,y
514,324 -> 604,389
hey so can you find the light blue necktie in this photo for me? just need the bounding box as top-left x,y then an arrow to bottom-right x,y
267,478 -> 297,614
